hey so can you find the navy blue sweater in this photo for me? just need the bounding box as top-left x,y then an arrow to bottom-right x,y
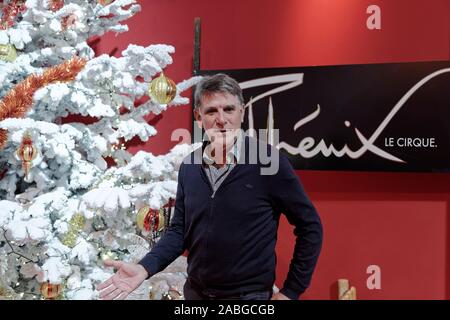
139,137 -> 323,300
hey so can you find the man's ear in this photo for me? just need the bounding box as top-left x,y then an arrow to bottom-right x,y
194,108 -> 203,129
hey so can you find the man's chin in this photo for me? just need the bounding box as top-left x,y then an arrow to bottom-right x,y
210,135 -> 236,150
210,131 -> 235,140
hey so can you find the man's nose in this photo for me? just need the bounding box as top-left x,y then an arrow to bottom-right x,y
215,110 -> 226,125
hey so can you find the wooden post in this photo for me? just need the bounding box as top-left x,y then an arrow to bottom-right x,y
192,17 -> 202,144
193,17 -> 201,75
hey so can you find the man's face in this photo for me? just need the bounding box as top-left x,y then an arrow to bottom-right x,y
194,91 -> 244,149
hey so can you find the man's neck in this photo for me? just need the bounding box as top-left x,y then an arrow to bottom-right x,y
204,135 -> 240,167
210,145 -> 230,167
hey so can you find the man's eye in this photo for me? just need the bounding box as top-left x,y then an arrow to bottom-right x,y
225,108 -> 235,113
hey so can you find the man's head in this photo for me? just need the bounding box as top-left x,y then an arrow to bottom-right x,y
194,74 -> 245,149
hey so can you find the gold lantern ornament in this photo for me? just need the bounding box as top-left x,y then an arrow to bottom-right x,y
148,73 -> 177,105
136,206 -> 165,235
40,282 -> 63,299
16,132 -> 38,179
0,44 -> 17,62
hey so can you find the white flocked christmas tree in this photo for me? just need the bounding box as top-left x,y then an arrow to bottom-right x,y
0,0 -> 200,300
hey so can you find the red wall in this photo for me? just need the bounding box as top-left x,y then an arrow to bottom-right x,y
96,0 -> 450,299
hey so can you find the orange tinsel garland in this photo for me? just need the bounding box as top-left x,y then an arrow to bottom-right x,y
0,56 -> 87,149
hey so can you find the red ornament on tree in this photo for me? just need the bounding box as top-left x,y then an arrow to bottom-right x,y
136,199 -> 174,239
0,0 -> 27,30
136,206 -> 164,234
49,0 -> 64,12
40,282 -> 62,299
61,14 -> 77,30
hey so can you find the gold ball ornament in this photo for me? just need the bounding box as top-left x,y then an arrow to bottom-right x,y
40,282 -> 63,299
136,206 -> 165,234
0,44 -> 17,62
148,73 -> 177,104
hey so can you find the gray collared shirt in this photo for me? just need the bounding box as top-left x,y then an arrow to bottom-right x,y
202,134 -> 242,197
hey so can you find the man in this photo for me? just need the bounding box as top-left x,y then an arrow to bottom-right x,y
97,74 -> 323,300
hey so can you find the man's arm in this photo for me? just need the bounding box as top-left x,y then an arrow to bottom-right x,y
138,162 -> 187,277
269,152 -> 323,300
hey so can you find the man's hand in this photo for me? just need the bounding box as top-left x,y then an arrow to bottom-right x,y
96,260 -> 148,300
271,292 -> 291,300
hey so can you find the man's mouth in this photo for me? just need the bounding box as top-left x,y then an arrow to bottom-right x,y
211,129 -> 230,134
208,129 -> 236,138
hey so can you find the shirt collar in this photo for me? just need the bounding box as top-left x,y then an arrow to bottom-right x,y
203,131 -> 243,165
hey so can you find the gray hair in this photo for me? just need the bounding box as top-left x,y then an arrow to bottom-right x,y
194,73 -> 244,109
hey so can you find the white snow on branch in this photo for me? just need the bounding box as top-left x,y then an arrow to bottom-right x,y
0,118 -> 59,135
37,257 -> 72,284
83,186 -> 131,215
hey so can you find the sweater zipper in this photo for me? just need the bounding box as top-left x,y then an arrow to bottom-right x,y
200,166 -> 216,198
200,166 -> 215,276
